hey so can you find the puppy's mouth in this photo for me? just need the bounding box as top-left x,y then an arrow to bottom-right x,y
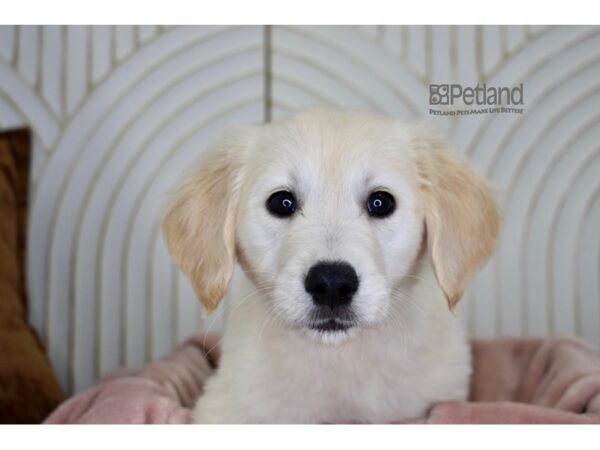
306,308 -> 357,333
309,319 -> 354,332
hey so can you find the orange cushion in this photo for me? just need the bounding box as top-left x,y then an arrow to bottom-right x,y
0,129 -> 64,423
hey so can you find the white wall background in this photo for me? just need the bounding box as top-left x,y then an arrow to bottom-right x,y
0,25 -> 598,394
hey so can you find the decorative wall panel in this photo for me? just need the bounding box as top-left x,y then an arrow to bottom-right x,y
1,25 -> 597,393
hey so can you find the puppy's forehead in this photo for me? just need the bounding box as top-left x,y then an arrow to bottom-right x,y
251,111 -> 416,186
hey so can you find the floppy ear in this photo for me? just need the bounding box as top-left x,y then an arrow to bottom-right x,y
162,133 -> 248,313
416,133 -> 500,310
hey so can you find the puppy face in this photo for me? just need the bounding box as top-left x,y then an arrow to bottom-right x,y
236,114 -> 424,342
163,109 -> 499,343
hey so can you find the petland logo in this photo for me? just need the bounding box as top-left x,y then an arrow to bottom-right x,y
429,83 -> 525,116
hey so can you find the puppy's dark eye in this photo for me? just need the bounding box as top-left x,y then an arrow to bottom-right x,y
267,191 -> 296,217
366,191 -> 395,218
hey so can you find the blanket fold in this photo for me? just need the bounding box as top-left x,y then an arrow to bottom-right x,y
44,336 -> 600,424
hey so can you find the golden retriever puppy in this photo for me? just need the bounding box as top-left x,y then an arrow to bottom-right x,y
163,108 -> 500,423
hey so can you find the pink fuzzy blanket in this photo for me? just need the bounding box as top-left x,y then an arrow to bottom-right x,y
44,335 -> 600,424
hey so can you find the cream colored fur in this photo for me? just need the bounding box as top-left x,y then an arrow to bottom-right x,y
163,108 -> 500,423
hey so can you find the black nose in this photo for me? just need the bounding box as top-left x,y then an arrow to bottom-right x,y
304,261 -> 359,309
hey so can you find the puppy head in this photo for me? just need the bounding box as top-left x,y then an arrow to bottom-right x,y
163,109 -> 500,342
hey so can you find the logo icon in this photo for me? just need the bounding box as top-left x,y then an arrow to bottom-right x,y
429,84 -> 450,105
